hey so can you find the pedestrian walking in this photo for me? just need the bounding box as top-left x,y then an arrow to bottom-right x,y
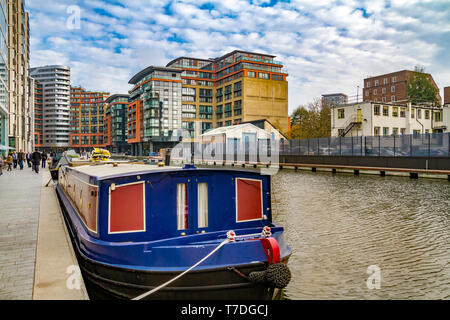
18,150 -> 25,170
6,153 -> 12,171
26,153 -> 32,167
32,150 -> 42,174
41,151 -> 48,168
12,152 -> 17,169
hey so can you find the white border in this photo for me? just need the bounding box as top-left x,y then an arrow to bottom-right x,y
235,177 -> 264,223
108,181 -> 146,234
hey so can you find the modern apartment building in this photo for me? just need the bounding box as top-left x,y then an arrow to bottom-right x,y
363,70 -> 441,105
322,93 -> 348,107
128,66 -> 183,155
103,94 -> 129,153
0,0 -> 8,155
167,50 -> 289,135
30,65 -> 71,150
331,101 -> 446,137
69,86 -> 109,150
33,79 -> 43,148
8,0 -> 32,153
127,50 -> 289,155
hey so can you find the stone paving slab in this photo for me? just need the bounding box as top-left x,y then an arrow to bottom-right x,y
0,166 -> 42,300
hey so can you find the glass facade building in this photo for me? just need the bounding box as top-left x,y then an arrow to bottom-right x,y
0,0 -> 7,154
103,94 -> 129,153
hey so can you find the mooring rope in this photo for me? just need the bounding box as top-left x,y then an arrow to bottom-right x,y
132,231 -> 236,300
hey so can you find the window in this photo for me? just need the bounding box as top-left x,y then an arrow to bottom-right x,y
391,86 -> 395,93
411,109 -> 415,119
382,87 -> 386,94
425,110 -> 430,119
373,89 -> 378,95
417,109 -> 421,119
338,108 -> 345,119
435,111 -> 442,122
392,76 -> 397,83
197,183 -> 208,228
383,127 -> 389,136
375,80 -> 379,86
247,71 -> 256,78
391,96 -> 396,102
392,128 -> 399,135
177,183 -> 188,230
400,128 -> 406,135
365,90 -> 369,97
366,81 -> 371,87
383,78 -> 388,84
258,72 -> 269,79
392,107 -> 398,117
400,108 -> 406,118
383,106 -> 389,116
374,127 -> 380,136
374,104 -> 380,115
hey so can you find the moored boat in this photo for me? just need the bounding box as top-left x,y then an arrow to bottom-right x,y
56,162 -> 291,300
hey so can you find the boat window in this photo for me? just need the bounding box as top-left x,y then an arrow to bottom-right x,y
197,183 -> 208,228
177,183 -> 188,230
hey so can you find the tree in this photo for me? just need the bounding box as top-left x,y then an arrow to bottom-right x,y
407,67 -> 440,106
288,98 -> 331,139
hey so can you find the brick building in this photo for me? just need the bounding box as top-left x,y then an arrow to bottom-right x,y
363,70 -> 441,105
69,87 -> 109,151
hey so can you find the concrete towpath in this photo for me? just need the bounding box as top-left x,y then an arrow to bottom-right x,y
0,163 -> 88,299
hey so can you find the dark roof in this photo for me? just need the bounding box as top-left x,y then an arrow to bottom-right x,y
105,94 -> 130,104
212,50 -> 276,61
128,66 -> 183,84
165,56 -> 214,68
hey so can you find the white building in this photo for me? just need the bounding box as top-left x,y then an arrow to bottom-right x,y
331,101 -> 448,137
30,65 -> 71,148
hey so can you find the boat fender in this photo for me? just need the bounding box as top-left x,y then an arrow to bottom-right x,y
248,263 -> 291,289
248,237 -> 291,288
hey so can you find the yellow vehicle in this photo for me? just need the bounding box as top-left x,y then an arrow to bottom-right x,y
91,148 -> 111,162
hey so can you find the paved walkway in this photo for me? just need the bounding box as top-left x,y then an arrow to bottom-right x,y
0,165 -> 43,299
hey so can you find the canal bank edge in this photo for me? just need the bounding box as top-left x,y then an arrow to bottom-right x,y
33,170 -> 89,300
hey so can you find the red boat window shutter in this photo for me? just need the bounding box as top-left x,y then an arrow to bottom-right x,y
236,178 -> 263,222
109,182 -> 146,233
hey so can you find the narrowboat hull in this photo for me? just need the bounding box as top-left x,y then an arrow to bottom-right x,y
56,163 -> 292,300
76,249 -> 288,300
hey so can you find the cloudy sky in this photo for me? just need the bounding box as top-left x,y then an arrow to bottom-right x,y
26,0 -> 450,113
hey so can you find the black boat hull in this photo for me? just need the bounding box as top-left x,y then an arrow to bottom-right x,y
77,250 -> 289,300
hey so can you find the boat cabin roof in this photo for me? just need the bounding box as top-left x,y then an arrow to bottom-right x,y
72,163 -> 181,179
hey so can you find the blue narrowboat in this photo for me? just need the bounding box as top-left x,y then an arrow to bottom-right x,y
56,162 -> 291,300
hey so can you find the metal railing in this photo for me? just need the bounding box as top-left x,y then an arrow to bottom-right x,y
281,132 -> 450,157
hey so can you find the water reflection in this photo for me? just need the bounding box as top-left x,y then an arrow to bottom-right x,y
272,170 -> 450,299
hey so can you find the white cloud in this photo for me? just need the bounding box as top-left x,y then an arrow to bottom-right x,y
27,0 -> 450,113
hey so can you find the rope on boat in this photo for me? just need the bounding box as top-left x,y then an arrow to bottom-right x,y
132,230 -> 236,300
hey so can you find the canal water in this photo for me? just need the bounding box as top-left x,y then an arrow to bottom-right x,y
271,170 -> 450,299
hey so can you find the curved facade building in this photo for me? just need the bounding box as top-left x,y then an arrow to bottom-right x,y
30,65 -> 71,149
